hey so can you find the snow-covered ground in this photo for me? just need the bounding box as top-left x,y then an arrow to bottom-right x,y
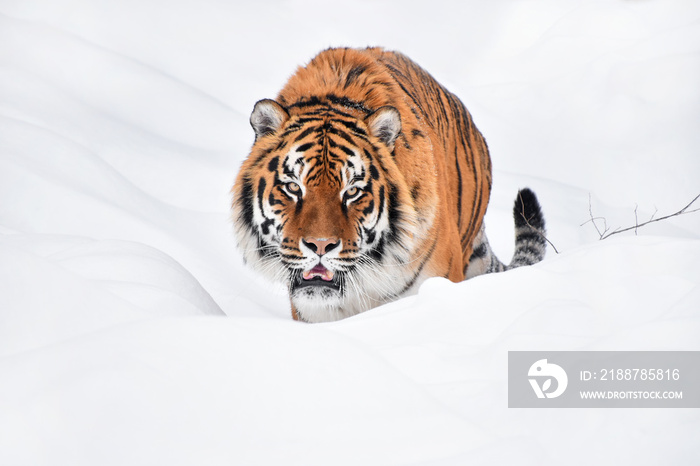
1,0 -> 699,464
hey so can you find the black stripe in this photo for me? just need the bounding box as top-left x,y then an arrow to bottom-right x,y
294,126 -> 318,142
297,142 -> 314,152
314,105 -> 361,119
251,147 -> 273,168
268,190 -> 284,206
335,118 -> 368,137
238,179 -> 255,228
462,105 -> 476,169
361,199 -> 375,216
296,117 -> 324,124
260,218 -> 274,235
257,177 -> 266,208
469,243 -> 487,261
397,234 -> 438,295
363,148 -> 390,179
281,121 -> 304,134
282,161 -> 296,178
344,64 -> 366,89
326,94 -> 372,114
351,172 -> 365,184
458,110 -> 482,251
516,231 -> 545,245
386,183 -> 402,244
337,144 -> 355,157
256,236 -> 273,259
444,256 -> 453,278
410,184 -> 420,202
365,229 -> 377,245
514,245 -> 544,260
288,96 -> 325,109
328,126 -> 357,146
468,177 -> 482,242
382,62 -> 429,124
454,146 -> 463,228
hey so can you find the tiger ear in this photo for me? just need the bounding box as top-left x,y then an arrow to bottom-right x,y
250,99 -> 289,140
365,106 -> 402,151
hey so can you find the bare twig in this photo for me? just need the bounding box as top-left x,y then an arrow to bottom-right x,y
649,207 -> 658,222
580,193 -> 611,239
584,193 -> 700,240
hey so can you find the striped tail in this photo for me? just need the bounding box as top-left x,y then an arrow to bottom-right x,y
465,188 -> 547,279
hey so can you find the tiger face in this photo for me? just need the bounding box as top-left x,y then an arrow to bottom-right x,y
233,99 -> 421,322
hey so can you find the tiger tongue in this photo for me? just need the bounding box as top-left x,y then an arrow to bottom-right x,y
303,264 -> 334,281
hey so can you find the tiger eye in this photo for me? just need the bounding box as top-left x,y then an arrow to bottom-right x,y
286,182 -> 301,194
346,186 -> 359,197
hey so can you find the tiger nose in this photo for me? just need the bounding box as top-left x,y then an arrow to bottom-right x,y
302,237 -> 340,256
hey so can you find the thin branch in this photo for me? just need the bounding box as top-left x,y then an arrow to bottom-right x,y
649,207 -> 658,222
584,193 -> 700,240
580,193 -> 611,240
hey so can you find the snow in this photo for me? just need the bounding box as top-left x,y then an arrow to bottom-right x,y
1,0 -> 699,464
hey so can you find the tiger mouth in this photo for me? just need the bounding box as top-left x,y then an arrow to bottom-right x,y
293,264 -> 340,291
303,263 -> 334,281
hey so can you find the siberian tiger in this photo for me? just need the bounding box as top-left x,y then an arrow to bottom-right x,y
232,47 -> 546,323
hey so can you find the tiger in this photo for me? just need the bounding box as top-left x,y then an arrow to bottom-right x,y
231,47 -> 546,323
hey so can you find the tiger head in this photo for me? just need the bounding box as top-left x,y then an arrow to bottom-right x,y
232,98 -> 424,322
